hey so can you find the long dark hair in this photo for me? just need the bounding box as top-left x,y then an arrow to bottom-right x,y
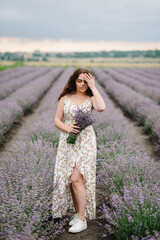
56,68 -> 93,102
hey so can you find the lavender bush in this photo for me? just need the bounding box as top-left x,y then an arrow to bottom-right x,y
92,78 -> 160,240
0,137 -> 68,240
0,67 -> 51,100
0,67 -> 63,142
24,67 -> 75,142
0,66 -> 34,83
1,66 -> 160,240
143,67 -> 160,79
0,67 -> 75,239
66,108 -> 96,144
127,67 -> 160,82
103,67 -> 160,104
6,67 -> 63,111
91,67 -> 160,155
112,67 -> 160,88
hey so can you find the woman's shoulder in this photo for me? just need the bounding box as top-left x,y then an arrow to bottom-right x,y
60,94 -> 69,100
58,95 -> 68,105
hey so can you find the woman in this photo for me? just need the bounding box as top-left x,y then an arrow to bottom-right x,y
52,67 -> 106,233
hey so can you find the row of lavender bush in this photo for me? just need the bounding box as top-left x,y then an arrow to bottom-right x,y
127,67 -> 160,82
0,67 -> 75,240
91,67 -> 160,155
92,80 -> 160,240
103,68 -> 160,104
0,67 -> 53,99
0,67 -> 63,143
0,66 -> 35,84
143,67 -> 160,78
0,66 -> 24,77
112,67 -> 160,92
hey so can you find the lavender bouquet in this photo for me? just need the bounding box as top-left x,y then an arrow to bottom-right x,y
66,108 -> 96,144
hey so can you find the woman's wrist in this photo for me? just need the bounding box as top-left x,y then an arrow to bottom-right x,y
65,125 -> 70,133
91,86 -> 97,92
54,119 -> 70,133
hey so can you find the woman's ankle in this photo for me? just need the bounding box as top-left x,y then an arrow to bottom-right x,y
78,214 -> 85,222
78,217 -> 85,222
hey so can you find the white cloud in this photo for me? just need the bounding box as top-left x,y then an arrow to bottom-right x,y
0,37 -> 159,52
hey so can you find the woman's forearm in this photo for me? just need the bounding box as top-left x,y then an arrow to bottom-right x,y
91,86 -> 106,111
54,118 -> 69,133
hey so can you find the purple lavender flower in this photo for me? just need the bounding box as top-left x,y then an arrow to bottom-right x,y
66,108 -> 96,144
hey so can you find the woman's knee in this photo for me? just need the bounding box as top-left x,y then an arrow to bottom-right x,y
71,174 -> 82,183
70,165 -> 83,183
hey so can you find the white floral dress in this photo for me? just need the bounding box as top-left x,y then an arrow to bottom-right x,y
52,95 -> 97,220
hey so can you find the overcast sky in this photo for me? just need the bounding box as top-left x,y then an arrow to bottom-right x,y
0,0 -> 160,52
0,0 -> 160,41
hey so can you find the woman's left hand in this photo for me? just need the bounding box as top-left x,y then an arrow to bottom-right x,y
83,73 -> 95,90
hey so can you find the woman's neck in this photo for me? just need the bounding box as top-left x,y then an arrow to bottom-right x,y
72,91 -> 87,96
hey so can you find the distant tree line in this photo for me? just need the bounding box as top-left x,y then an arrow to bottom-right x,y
56,50 -> 160,58
0,49 -> 160,61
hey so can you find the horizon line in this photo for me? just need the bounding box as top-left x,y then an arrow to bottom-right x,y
0,37 -> 160,52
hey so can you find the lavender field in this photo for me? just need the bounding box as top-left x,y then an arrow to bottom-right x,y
91,67 -> 160,156
0,66 -> 160,240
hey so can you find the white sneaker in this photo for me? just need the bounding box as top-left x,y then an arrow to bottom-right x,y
68,218 -> 87,233
69,213 -> 78,226
69,211 -> 86,226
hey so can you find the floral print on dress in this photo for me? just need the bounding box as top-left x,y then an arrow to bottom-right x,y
52,95 -> 97,220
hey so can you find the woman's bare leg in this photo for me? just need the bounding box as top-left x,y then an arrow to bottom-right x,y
70,163 -> 86,222
70,182 -> 79,213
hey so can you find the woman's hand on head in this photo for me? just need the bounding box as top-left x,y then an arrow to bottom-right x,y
83,73 -> 95,91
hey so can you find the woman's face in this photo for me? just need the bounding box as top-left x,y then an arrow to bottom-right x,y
75,73 -> 89,93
